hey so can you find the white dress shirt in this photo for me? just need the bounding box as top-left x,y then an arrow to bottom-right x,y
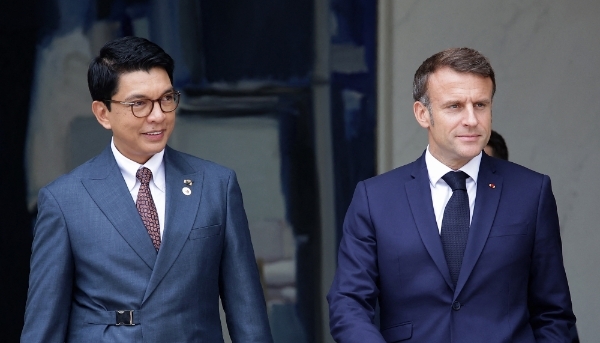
425,147 -> 481,234
111,139 -> 166,238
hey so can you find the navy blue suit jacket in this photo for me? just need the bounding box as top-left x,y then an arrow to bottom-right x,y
327,153 -> 575,342
22,145 -> 273,343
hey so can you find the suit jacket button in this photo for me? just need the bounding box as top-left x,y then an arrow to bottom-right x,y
452,301 -> 461,311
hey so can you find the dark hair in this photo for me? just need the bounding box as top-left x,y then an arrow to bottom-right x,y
87,36 -> 175,110
413,47 -> 496,107
486,130 -> 509,160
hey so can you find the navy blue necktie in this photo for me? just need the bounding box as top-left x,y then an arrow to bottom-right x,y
441,171 -> 470,285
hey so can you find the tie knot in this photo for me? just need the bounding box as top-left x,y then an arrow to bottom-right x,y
442,171 -> 468,191
136,167 -> 153,185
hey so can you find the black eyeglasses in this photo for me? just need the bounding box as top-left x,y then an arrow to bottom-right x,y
105,91 -> 181,118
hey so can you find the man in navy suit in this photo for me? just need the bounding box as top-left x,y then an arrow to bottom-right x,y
327,47 -> 575,342
21,36 -> 273,342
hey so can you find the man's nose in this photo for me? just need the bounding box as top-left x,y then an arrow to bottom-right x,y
462,105 -> 478,126
147,101 -> 167,121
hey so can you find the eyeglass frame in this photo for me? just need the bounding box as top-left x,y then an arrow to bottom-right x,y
104,91 -> 181,118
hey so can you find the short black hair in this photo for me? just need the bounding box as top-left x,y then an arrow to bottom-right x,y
87,36 -> 175,110
486,130 -> 509,160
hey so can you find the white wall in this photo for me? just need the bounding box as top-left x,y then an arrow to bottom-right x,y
378,0 -> 600,340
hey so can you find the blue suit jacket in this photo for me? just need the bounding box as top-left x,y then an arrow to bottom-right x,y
327,153 -> 575,343
22,145 -> 273,343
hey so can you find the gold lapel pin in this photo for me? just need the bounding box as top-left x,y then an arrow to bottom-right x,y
489,183 -> 496,189
184,179 -> 193,186
182,187 -> 192,195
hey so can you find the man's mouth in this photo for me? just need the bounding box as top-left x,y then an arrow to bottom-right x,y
457,134 -> 481,141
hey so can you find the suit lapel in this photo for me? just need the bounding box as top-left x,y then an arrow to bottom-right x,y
143,147 -> 204,302
455,154 -> 502,297
406,155 -> 454,289
81,146 -> 158,270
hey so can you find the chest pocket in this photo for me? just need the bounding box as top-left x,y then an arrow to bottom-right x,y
188,224 -> 222,240
488,221 -> 529,237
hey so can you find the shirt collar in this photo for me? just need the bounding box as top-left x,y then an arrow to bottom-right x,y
111,138 -> 166,192
425,146 -> 481,187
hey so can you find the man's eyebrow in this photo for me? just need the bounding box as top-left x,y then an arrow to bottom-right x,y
439,99 -> 462,107
122,88 -> 175,101
122,93 -> 146,101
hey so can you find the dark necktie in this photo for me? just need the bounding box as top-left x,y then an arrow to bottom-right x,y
441,171 -> 470,285
136,167 -> 161,251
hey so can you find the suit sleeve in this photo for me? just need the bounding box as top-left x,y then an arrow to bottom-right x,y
219,171 -> 274,343
21,187 -> 74,343
327,181 -> 386,343
528,175 -> 576,341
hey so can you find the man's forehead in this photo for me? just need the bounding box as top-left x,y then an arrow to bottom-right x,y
427,69 -> 493,96
429,67 -> 491,83
114,68 -> 172,96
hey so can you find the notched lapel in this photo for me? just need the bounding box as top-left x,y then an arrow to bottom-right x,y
455,157 -> 502,297
143,148 -> 204,302
406,158 -> 454,289
81,147 -> 158,270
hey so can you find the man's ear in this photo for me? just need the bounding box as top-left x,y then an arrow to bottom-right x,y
92,101 -> 112,130
414,101 -> 431,128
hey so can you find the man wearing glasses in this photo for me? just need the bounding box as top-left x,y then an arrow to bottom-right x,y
21,36 -> 273,343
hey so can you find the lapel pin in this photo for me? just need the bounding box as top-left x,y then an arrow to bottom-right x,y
182,187 -> 192,195
489,183 -> 496,189
184,179 -> 193,186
